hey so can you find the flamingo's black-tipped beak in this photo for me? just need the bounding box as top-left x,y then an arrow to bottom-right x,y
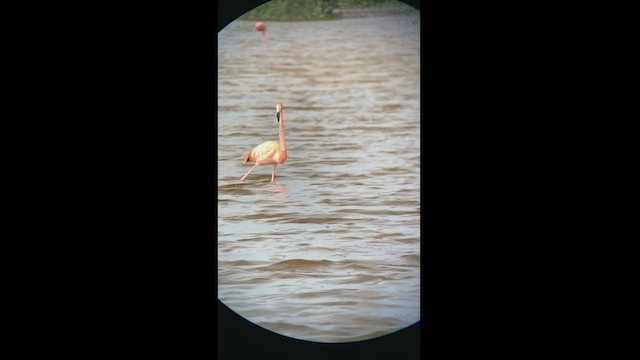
276,103 -> 282,122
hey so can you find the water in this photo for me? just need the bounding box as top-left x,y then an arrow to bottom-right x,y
218,7 -> 420,343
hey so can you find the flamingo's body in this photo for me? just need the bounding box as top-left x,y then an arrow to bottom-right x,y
240,102 -> 287,184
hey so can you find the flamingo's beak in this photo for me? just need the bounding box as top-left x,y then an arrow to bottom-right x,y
276,103 -> 282,122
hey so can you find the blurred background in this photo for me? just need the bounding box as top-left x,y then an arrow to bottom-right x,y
237,0 -> 415,21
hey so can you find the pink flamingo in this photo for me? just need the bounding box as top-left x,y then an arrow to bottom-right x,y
255,22 -> 266,42
240,102 -> 287,184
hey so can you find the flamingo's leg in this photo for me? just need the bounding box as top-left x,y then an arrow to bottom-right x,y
240,164 -> 258,183
271,164 -> 277,184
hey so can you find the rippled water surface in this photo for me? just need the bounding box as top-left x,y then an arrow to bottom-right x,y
218,7 -> 420,343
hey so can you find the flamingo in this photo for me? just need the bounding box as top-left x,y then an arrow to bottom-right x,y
255,22 -> 266,42
240,102 -> 287,184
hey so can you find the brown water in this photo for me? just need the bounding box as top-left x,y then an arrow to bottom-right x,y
218,6 -> 420,343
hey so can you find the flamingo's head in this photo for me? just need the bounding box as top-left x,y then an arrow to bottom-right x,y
276,102 -> 283,122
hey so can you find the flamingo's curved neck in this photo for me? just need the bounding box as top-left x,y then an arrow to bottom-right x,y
278,110 -> 286,151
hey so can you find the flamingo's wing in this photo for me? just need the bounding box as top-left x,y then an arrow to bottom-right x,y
250,141 -> 278,162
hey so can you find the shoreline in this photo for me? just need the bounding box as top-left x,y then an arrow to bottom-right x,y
333,6 -> 416,18
239,3 -> 418,22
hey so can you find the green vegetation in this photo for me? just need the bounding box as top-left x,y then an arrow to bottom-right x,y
238,0 -> 405,21
339,0 -> 399,8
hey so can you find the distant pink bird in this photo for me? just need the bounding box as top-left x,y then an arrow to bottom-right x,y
240,102 -> 287,184
255,22 -> 266,42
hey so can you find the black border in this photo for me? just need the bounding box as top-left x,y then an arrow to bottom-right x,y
45,0 -> 572,356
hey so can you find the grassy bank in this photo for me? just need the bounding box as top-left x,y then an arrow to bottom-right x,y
238,0 -> 410,21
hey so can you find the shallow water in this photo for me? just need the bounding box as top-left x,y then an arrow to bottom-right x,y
218,7 -> 420,343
